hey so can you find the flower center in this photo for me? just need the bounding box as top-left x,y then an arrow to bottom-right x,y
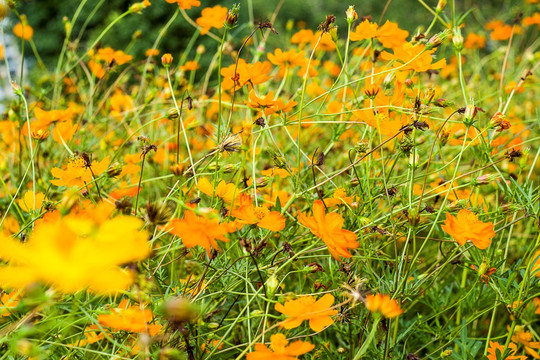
68,157 -> 85,169
253,206 -> 269,220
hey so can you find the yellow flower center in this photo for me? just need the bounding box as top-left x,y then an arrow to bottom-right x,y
68,157 -> 85,169
333,187 -> 347,198
253,206 -> 269,220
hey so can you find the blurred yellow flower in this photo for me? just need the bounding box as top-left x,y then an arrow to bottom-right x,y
0,214 -> 151,294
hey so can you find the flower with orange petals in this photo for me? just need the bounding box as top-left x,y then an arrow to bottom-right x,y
275,294 -> 337,332
464,33 -> 486,49
365,293 -> 403,318
163,207 -> 233,253
221,59 -> 272,91
350,19 -> 379,42
196,5 -> 227,35
231,194 -> 285,232
0,291 -> 21,316
441,209 -> 495,249
487,341 -> 526,360
376,20 -> 409,48
165,0 -> 200,9
51,155 -> 110,189
298,200 -> 358,260
13,21 -> 33,40
98,301 -> 161,335
180,60 -> 200,71
245,90 -> 278,116
523,13 -> 540,27
511,327 -> 540,359
69,325 -> 105,347
247,333 -> 314,360
267,48 -> 305,68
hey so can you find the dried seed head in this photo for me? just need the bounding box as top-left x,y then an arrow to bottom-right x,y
218,132 -> 242,153
144,201 -> 173,226
318,14 -> 336,33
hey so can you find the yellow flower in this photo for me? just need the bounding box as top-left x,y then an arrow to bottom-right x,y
17,191 -> 46,212
0,214 -> 151,294
197,177 -> 239,204
51,155 -> 110,188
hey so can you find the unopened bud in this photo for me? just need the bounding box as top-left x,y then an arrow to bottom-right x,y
436,0 -> 447,13
473,173 -> 496,185
225,4 -> 240,29
452,28 -> 464,52
346,6 -> 357,24
161,53 -> 173,67
196,44 -> 206,55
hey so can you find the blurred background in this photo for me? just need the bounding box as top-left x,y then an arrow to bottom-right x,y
9,0 -> 521,66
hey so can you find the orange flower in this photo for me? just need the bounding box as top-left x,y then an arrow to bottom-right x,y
275,294 -> 337,332
13,21 -> 33,40
221,59 -> 272,91
145,48 -> 160,57
231,194 -> 285,231
247,333 -> 314,360
180,60 -> 200,71
350,19 -> 379,41
380,43 -> 446,73
487,341 -> 526,360
92,47 -> 133,65
487,20 -> 522,40
0,291 -> 21,316
267,48 -> 305,68
245,90 -> 277,116
196,5 -> 227,35
375,20 -> 409,48
511,327 -> 540,359
165,0 -> 200,9
464,33 -> 486,49
298,200 -> 358,260
51,155 -> 110,188
98,301 -> 161,335
441,209 -> 495,249
523,13 -> 540,27
69,325 -> 105,347
163,207 -> 232,253
323,188 -> 355,207
365,293 -> 403,318
197,177 -> 239,204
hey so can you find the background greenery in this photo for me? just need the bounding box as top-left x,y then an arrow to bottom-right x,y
13,0 -> 521,66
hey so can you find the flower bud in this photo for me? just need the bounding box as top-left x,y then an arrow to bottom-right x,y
346,6 -> 357,24
473,173 -> 496,185
161,53 -> 173,67
225,4 -> 240,29
436,0 -> 447,13
265,275 -> 280,298
452,28 -> 464,52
